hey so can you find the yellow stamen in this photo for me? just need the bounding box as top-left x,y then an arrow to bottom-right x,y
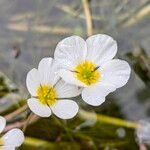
0,138 -> 3,146
37,85 -> 57,106
74,61 -> 100,85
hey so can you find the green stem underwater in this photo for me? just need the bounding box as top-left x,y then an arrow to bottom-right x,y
79,110 -> 141,129
53,116 -> 75,142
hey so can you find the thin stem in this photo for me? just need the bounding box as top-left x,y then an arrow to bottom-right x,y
22,112 -> 33,132
4,104 -> 28,121
53,117 -> 74,142
3,114 -> 39,133
82,0 -> 93,36
116,0 -> 149,28
56,4 -> 102,21
79,110 -> 141,129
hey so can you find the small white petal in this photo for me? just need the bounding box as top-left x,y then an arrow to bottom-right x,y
2,129 -> 24,147
0,116 -> 6,133
55,80 -> 82,98
38,57 -> 59,86
86,34 -> 117,66
100,59 -> 131,88
51,100 -> 79,119
0,146 -> 15,150
26,68 -> 40,96
82,83 -> 116,106
54,36 -> 87,70
38,57 -> 53,72
27,98 -> 51,117
58,69 -> 86,87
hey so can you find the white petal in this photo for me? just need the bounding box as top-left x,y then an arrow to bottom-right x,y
82,83 -> 116,106
0,116 -> 6,133
38,57 -> 53,72
26,68 -> 40,96
51,100 -> 79,119
100,59 -> 131,88
38,57 -> 59,86
58,69 -> 86,87
54,36 -> 87,70
0,146 -> 15,150
86,34 -> 117,66
2,129 -> 24,147
27,98 -> 51,117
55,80 -> 82,98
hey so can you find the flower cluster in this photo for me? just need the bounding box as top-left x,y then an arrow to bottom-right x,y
26,34 -> 131,119
0,116 -> 24,150
0,34 -> 131,150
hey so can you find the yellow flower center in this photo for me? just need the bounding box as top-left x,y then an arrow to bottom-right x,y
74,61 -> 100,86
0,138 -> 3,146
37,85 -> 57,106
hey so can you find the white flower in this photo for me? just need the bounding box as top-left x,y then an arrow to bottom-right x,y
0,116 -> 24,150
26,57 -> 81,119
54,34 -> 131,106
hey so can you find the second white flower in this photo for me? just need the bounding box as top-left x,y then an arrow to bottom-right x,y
26,57 -> 81,119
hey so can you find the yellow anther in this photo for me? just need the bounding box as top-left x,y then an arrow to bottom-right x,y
37,85 -> 57,106
74,61 -> 100,86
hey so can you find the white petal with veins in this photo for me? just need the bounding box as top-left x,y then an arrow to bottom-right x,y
100,59 -> 131,88
55,80 -> 82,98
27,98 -> 51,117
26,68 -> 40,96
51,100 -> 79,119
86,34 -> 117,66
3,128 -> 24,147
55,36 -> 87,70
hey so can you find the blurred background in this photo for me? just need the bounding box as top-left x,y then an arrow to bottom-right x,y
0,0 -> 149,149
